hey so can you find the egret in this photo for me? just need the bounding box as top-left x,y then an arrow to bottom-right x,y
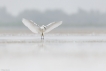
22,18 -> 62,39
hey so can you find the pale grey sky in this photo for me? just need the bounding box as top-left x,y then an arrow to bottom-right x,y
0,0 -> 106,16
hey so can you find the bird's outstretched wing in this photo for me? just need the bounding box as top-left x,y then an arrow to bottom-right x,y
22,18 -> 40,33
44,21 -> 62,33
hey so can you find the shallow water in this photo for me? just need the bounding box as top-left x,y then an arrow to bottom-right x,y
0,34 -> 106,71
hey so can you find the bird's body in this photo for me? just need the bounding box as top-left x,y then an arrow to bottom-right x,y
40,25 -> 46,39
22,18 -> 62,39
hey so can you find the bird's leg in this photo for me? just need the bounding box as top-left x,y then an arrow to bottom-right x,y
41,33 -> 44,40
42,33 -> 44,39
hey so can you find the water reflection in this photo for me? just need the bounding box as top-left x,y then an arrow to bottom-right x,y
0,42 -> 106,71
0,39 -> 106,57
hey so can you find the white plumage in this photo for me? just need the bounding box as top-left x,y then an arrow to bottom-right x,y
22,18 -> 62,39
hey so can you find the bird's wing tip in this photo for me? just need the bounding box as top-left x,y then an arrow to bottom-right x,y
59,21 -> 63,24
22,18 -> 26,20
22,18 -> 28,21
60,21 -> 62,23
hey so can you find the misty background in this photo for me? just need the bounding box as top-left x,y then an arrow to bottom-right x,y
0,0 -> 106,28
0,7 -> 106,28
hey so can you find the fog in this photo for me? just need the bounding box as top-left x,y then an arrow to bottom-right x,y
0,34 -> 106,71
0,7 -> 106,28
0,0 -> 106,71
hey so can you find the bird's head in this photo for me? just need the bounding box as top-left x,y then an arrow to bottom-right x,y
41,25 -> 46,30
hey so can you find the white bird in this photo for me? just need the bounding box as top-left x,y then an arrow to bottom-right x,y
22,18 -> 62,39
